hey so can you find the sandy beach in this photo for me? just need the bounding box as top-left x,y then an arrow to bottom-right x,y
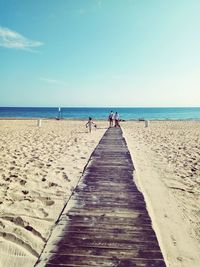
0,119 -> 200,267
0,119 -> 106,267
123,120 -> 200,267
2,0 -> 200,265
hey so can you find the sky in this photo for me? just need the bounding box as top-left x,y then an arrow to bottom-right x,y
0,0 -> 200,107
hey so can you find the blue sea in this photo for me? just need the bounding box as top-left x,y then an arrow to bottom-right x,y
0,107 -> 200,120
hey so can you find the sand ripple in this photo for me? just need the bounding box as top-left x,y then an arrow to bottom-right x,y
0,119 -> 105,267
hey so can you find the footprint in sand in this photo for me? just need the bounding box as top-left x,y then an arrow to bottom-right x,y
23,196 -> 34,202
39,208 -> 48,217
57,167 -> 65,171
3,177 -> 10,182
10,174 -> 18,178
63,173 -> 70,181
56,190 -> 64,197
22,190 -> 29,195
73,166 -> 79,170
49,182 -> 58,187
20,179 -> 26,185
45,199 -> 55,206
171,235 -> 177,246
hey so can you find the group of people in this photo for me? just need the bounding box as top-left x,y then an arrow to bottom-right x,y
86,111 -> 120,133
108,110 -> 120,127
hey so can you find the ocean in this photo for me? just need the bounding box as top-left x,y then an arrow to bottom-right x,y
0,107 -> 200,120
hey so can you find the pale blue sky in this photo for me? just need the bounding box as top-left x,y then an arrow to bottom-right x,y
0,0 -> 200,107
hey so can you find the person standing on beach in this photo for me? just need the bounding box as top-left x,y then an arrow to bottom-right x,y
108,111 -> 114,127
86,117 -> 96,133
114,112 -> 120,127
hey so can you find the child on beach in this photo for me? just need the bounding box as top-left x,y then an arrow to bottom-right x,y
86,117 -> 96,133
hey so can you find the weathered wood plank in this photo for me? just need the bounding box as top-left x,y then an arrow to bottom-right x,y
36,127 -> 166,267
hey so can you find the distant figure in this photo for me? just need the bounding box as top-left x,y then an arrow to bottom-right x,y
108,111 -> 114,127
86,117 -> 96,133
56,107 -> 62,120
114,112 -> 120,127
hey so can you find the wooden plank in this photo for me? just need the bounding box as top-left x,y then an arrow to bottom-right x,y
36,127 -> 166,267
47,254 -> 166,267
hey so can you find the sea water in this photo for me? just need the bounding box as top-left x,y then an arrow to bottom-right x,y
0,107 -> 200,120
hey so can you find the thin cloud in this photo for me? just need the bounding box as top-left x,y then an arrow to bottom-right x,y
0,26 -> 43,51
40,77 -> 67,86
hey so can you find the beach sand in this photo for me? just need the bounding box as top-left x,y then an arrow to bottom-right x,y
123,121 -> 200,267
1,119 -> 200,267
0,119 -> 106,267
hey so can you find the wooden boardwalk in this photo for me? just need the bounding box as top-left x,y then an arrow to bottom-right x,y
37,127 -> 166,267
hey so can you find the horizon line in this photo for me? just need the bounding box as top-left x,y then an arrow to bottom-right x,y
0,106 -> 200,109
